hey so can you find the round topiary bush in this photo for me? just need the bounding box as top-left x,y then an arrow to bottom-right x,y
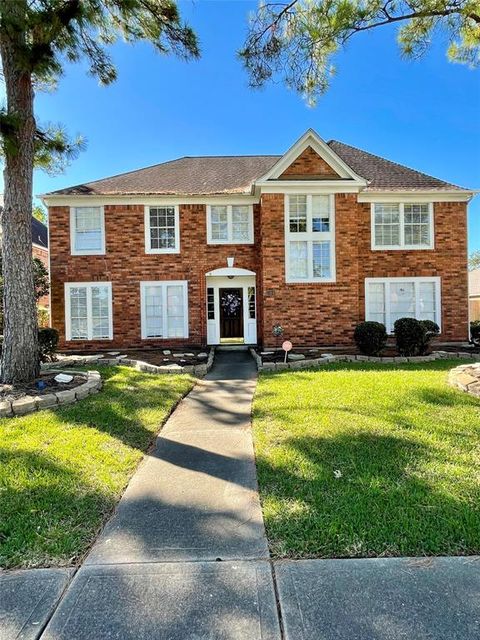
394,317 -> 427,356
419,319 -> 440,354
471,320 -> 480,346
38,327 -> 59,363
354,321 -> 388,356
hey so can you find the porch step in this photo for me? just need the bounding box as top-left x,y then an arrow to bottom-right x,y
216,345 -> 250,351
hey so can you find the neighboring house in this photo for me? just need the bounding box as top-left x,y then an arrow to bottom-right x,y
0,195 -> 50,310
470,269 -> 480,322
41,130 -> 474,350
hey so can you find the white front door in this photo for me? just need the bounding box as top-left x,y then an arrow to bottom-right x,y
206,275 -> 257,345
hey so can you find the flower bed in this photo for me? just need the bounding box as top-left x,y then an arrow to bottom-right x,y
43,347 -> 215,377
0,370 -> 102,418
250,347 -> 480,372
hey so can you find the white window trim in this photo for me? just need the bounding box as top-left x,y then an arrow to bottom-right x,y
64,281 -> 113,341
370,202 -> 434,251
70,206 -> 105,256
140,280 -> 189,340
206,205 -> 254,245
144,205 -> 180,254
365,276 -> 441,334
284,193 -> 336,284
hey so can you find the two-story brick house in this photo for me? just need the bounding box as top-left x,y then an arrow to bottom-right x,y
42,130 -> 473,351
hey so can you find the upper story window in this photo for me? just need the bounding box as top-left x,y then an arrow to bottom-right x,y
372,203 -> 433,250
206,205 -> 254,244
285,194 -> 335,283
145,205 -> 180,254
65,282 -> 112,341
70,207 -> 105,255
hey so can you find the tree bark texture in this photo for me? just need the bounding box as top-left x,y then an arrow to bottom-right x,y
0,1 -> 40,383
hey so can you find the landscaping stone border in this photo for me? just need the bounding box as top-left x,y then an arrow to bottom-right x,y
448,362 -> 480,397
250,348 -> 480,372
0,370 -> 102,418
42,347 -> 216,377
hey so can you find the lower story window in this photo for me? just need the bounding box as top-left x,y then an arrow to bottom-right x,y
140,281 -> 189,339
65,282 -> 112,340
365,277 -> 440,333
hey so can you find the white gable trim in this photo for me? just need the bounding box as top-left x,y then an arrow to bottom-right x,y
255,129 -> 367,185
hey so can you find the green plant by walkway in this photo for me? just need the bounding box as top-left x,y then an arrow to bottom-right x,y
253,360 -> 480,559
0,366 -> 194,569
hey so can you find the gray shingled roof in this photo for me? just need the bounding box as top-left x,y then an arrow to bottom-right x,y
32,217 -> 48,248
46,141 -> 465,196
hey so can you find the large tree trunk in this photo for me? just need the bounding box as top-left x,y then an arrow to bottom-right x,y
0,2 -> 39,383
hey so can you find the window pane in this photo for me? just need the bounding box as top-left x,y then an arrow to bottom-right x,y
74,207 -> 102,251
207,287 -> 215,320
91,286 -> 110,339
404,204 -> 430,246
367,282 -> 385,325
149,207 -> 176,250
210,206 -> 228,241
289,241 -> 308,279
248,286 -> 256,319
374,204 -> 400,246
166,285 -> 185,337
232,206 -> 250,242
69,287 -> 88,339
418,281 -> 436,322
289,195 -> 307,233
312,241 -> 331,279
145,285 -> 163,337
390,282 -> 415,325
312,195 -> 330,232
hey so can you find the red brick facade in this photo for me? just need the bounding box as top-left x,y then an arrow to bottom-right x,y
49,194 -> 468,351
280,146 -> 340,179
32,243 -> 50,309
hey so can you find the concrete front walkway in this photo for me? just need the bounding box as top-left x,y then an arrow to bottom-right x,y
40,350 -> 282,639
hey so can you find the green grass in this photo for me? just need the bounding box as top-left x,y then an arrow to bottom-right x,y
0,366 -> 194,569
253,360 -> 480,559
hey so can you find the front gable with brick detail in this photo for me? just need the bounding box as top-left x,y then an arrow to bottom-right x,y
42,130 -> 474,350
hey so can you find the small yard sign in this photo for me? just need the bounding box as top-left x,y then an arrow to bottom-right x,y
282,340 -> 292,363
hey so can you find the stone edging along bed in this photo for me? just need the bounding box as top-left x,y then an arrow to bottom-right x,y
0,370 -> 102,418
448,362 -> 480,397
249,348 -> 480,372
42,347 -> 216,377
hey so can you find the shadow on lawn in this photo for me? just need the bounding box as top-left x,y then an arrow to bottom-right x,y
256,431 -> 480,559
56,365 -> 192,450
0,447 -> 114,569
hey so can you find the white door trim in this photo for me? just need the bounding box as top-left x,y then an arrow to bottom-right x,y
206,274 -> 257,345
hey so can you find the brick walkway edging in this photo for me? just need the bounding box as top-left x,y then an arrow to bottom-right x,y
448,362 -> 480,397
42,347 -> 216,377
250,348 -> 480,372
0,369 -> 102,418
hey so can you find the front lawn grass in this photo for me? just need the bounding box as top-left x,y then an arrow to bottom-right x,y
0,366 -> 194,569
253,360 -> 480,559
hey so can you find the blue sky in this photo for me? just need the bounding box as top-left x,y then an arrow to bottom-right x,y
11,1 -> 480,250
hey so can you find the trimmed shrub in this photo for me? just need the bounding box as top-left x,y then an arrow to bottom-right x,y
38,327 -> 59,363
419,320 -> 440,354
37,305 -> 50,328
394,318 -> 427,356
471,320 -> 480,346
354,321 -> 387,356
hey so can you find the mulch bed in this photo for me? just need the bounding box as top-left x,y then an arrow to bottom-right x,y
59,348 -> 208,368
256,343 -> 480,364
0,373 -> 86,402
